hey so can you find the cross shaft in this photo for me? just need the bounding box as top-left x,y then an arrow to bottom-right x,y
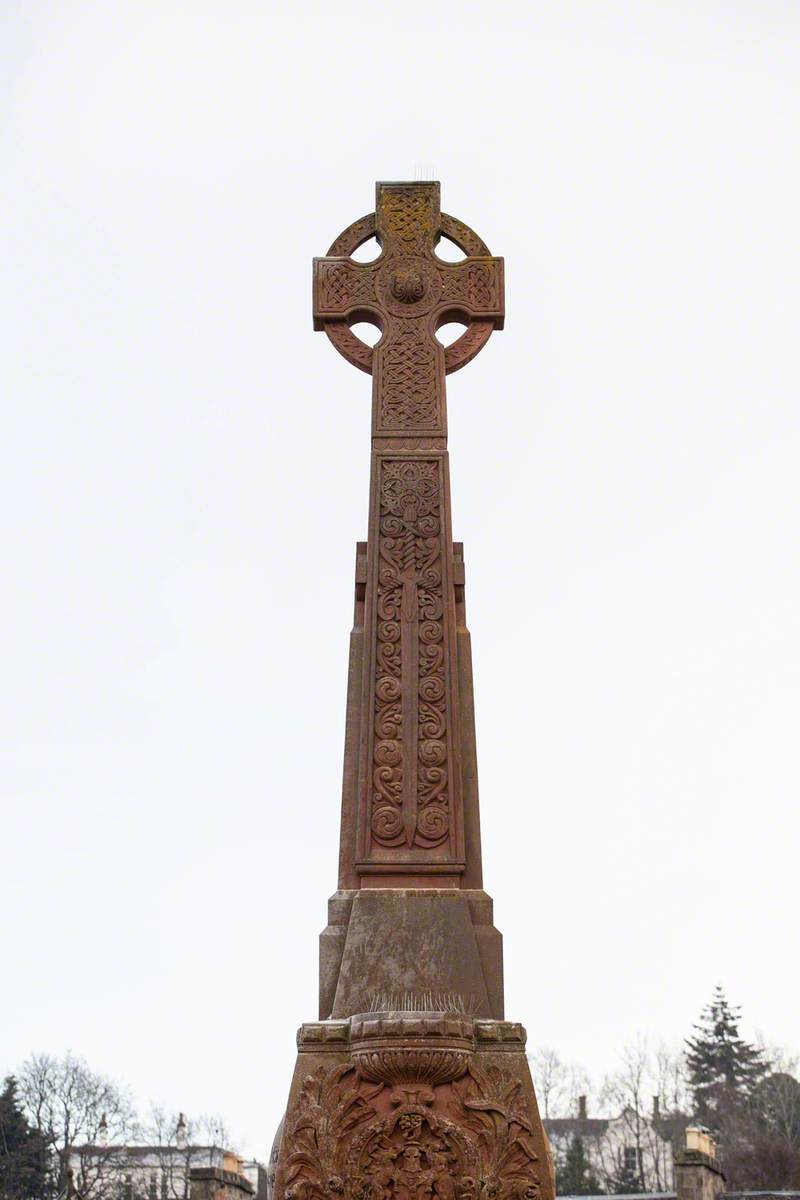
314,183 -> 504,885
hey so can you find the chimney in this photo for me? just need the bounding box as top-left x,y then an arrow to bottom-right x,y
675,1126 -> 725,1200
578,1095 -> 587,1120
98,1114 -> 109,1147
652,1095 -> 660,1121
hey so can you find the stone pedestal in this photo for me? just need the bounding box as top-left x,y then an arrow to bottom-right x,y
272,1013 -> 553,1200
319,890 -> 504,1021
675,1129 -> 725,1200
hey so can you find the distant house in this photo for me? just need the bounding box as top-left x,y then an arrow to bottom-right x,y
544,1095 -> 688,1193
67,1115 -> 267,1200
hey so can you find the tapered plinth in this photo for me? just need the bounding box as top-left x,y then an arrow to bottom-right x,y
271,1014 -> 554,1200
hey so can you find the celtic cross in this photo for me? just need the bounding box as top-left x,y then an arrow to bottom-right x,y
314,182 -> 504,886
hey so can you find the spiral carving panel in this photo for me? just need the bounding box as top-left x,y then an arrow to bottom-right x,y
371,459 -> 450,855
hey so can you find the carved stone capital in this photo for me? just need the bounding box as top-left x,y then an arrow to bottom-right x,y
350,1012 -> 474,1085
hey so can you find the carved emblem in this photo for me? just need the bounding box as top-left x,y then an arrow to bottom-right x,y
391,269 -> 426,304
280,1062 -> 541,1200
346,1090 -> 475,1200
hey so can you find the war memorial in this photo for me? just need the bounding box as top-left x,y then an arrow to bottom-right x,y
269,182 -> 554,1200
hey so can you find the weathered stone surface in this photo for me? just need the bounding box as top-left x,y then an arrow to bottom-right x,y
190,1169 -> 253,1200
675,1148 -> 726,1200
273,1016 -> 552,1200
323,888 -> 501,1020
268,183 -> 553,1200
314,183 -> 503,889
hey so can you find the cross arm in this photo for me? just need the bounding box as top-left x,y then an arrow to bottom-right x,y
313,257 -> 381,330
436,256 -> 505,329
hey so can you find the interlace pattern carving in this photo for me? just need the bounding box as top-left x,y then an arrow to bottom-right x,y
318,262 -> 379,311
381,189 -> 435,250
380,327 -> 438,430
313,184 -> 504,875
315,193 -> 503,380
372,460 -> 448,850
281,1062 -> 541,1200
439,264 -> 500,310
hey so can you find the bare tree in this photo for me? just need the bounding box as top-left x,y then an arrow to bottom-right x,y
529,1047 -> 596,1120
529,1048 -> 569,1120
653,1042 -> 692,1118
144,1107 -> 236,1200
597,1037 -> 682,1194
17,1054 -> 138,1200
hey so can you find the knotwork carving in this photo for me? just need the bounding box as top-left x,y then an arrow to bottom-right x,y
313,184 -> 504,385
372,459 -> 448,850
380,188 -> 436,250
380,327 -> 439,430
318,262 -> 380,310
313,184 -> 504,880
280,1061 -> 541,1200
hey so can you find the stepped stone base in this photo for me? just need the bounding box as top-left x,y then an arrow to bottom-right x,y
319,890 -> 504,1021
271,1013 -> 554,1200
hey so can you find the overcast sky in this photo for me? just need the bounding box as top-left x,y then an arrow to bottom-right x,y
2,0 -> 799,1160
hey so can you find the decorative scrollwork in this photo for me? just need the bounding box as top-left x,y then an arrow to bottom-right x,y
279,1060 -> 542,1200
371,459 -> 449,850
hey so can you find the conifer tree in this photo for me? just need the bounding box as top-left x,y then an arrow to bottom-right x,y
685,986 -> 765,1123
556,1135 -> 603,1195
0,1077 -> 46,1200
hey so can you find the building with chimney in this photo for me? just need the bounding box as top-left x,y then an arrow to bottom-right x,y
66,1119 -> 267,1200
544,1094 -> 686,1193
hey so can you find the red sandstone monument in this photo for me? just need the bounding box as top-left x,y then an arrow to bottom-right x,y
270,182 -> 554,1200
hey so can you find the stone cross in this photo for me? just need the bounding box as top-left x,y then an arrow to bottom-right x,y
313,182 -> 504,888
314,181 -> 504,439
269,186 -> 553,1200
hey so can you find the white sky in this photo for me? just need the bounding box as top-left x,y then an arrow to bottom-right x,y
2,0 -> 799,1161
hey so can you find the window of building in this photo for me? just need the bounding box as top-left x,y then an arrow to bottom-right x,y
624,1146 -> 639,1172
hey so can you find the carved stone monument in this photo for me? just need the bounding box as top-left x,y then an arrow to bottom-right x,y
270,182 -> 554,1200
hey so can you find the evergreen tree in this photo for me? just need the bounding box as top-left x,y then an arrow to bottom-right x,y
556,1135 -> 603,1195
0,1077 -> 46,1200
609,1161 -> 642,1196
685,986 -> 765,1124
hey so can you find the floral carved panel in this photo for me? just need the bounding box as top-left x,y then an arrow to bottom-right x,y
367,456 -> 456,864
280,1062 -> 542,1200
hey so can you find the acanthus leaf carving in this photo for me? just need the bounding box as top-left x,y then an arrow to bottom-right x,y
279,1060 -> 542,1200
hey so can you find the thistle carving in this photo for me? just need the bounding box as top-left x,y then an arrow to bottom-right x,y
280,1062 -> 541,1200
